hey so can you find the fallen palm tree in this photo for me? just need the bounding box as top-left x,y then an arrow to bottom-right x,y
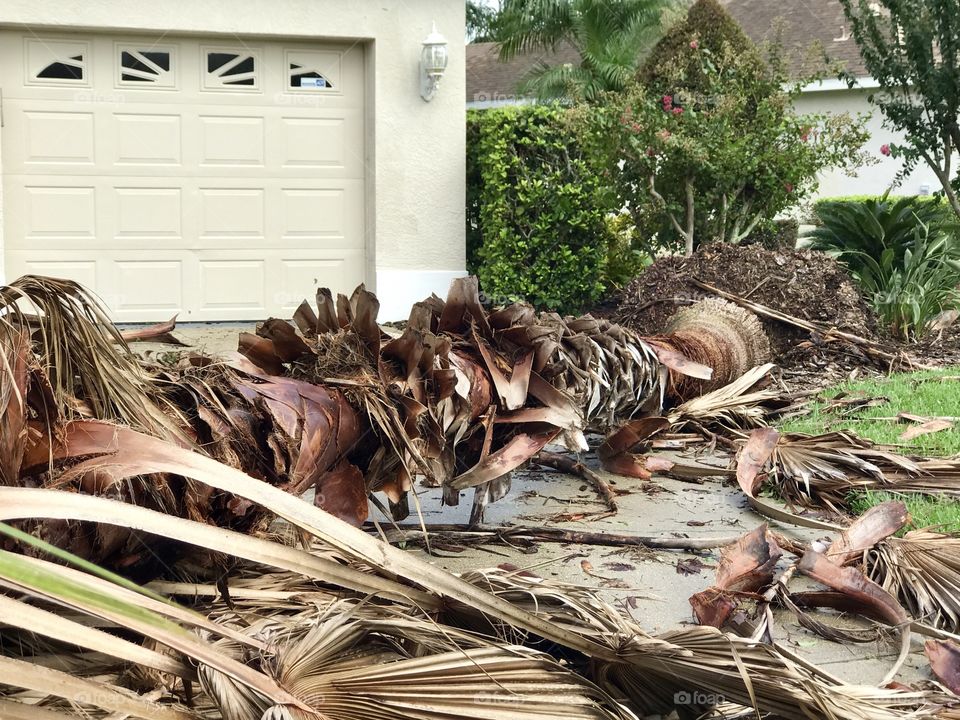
1,275 -> 958,718
4,273 -> 781,539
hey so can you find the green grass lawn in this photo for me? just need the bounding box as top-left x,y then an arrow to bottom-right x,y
778,367 -> 960,532
848,490 -> 960,534
779,367 -> 960,456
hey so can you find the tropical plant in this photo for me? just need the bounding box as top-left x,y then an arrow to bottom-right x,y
855,223 -> 960,341
838,0 -> 960,218
495,0 -> 674,101
470,104 -> 616,312
810,193 -> 955,264
467,0 -> 501,42
582,0 -> 870,256
810,194 -> 960,340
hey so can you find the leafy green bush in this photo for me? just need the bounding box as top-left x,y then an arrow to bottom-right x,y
465,117 -> 483,274
810,194 -> 960,340
857,224 -> 960,341
809,192 -> 955,273
581,0 -> 870,256
468,105 -> 615,313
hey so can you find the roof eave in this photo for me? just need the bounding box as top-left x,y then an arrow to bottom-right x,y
800,75 -> 878,93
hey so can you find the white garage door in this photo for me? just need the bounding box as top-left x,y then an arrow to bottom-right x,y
0,32 -> 365,321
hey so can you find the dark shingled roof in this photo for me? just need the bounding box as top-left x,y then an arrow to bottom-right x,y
465,0 -> 868,102
465,41 -> 582,103
720,0 -> 869,78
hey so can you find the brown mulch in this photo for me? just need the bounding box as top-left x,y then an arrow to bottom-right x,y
615,244 -> 883,359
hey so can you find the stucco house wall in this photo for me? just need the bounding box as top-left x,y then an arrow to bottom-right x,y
0,0 -> 466,320
794,83 -> 944,200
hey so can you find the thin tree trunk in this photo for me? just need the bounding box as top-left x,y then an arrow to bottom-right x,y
648,174 -> 694,255
684,178 -> 695,256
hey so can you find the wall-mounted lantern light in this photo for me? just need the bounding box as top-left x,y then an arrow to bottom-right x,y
420,22 -> 448,102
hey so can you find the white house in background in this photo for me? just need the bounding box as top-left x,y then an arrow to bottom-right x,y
466,0 -> 942,200
0,0 -> 466,322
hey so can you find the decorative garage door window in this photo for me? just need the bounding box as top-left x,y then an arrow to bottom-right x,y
117,46 -> 175,88
286,50 -> 340,91
26,38 -> 89,85
204,48 -> 259,90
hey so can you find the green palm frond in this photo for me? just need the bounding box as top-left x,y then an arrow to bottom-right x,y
498,0 -> 672,100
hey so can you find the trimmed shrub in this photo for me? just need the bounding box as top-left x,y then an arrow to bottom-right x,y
582,0 -> 870,255
468,105 -> 615,313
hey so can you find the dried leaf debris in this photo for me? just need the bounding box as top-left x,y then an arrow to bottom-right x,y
1,273 -> 960,719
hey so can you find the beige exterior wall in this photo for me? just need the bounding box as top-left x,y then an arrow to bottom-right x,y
0,0 -> 466,320
794,86 -> 944,200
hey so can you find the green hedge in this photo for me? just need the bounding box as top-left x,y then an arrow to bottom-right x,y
466,105 -> 614,313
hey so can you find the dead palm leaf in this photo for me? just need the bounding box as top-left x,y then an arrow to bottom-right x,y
0,275 -> 187,440
737,428 -> 959,514
868,531 -> 960,634
200,601 -> 639,720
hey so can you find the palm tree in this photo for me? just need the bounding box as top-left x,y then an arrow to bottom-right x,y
495,0 -> 677,102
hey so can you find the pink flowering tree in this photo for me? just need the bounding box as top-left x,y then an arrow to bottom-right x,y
582,0 -> 871,255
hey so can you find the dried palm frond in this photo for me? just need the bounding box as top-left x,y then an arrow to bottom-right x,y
448,567 -> 936,720
868,531 -> 960,633
736,428 -> 960,513
200,601 -> 639,720
689,524 -> 782,628
667,363 -> 785,430
0,275 -> 186,439
925,639 -> 960,696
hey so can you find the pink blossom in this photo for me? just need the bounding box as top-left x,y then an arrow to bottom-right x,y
656,129 -> 672,141
672,106 -> 684,115
689,40 -> 699,50
785,182 -> 794,193
631,122 -> 642,132
662,95 -> 673,105
880,143 -> 891,156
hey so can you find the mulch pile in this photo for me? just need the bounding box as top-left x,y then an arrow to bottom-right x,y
614,244 -> 888,383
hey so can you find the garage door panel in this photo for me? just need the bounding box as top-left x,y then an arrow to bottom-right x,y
16,184 -> 98,240
278,184 -> 363,247
113,113 -> 183,166
115,261 -> 183,311
199,259 -> 266,313
18,259 -> 99,291
114,187 -> 182,239
278,256 -> 363,312
23,110 -> 96,165
1,31 -> 365,321
198,115 -> 265,167
199,188 -> 265,240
